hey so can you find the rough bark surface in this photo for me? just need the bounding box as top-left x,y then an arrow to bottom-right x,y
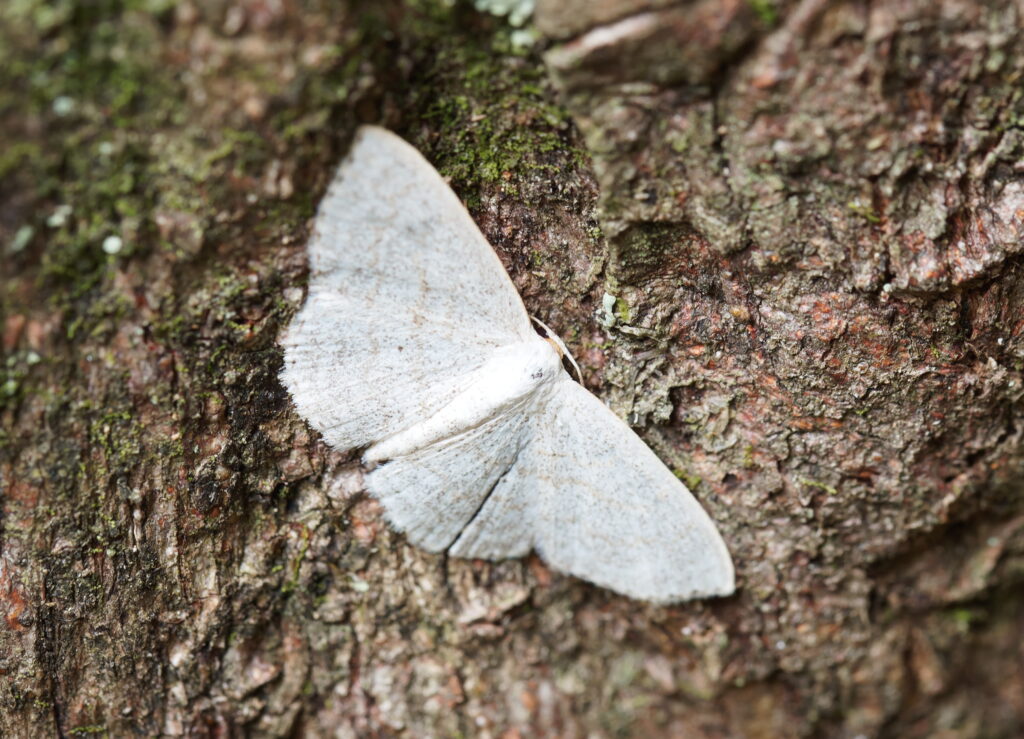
1,1 -> 1022,737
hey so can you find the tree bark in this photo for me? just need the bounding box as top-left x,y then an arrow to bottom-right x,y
1,0 -> 1022,737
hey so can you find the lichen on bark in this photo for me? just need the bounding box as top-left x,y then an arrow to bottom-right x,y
542,0 -> 1024,735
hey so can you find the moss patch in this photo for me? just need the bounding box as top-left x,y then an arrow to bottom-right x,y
398,3 -> 583,206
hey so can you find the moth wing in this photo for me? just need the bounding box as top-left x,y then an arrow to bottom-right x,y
364,408 -> 530,552
450,378 -> 735,603
281,126 -> 535,451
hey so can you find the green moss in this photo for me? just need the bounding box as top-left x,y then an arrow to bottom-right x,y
281,525 -> 312,594
89,405 -> 142,483
401,3 -> 582,206
747,0 -> 779,26
674,469 -> 702,490
615,297 -> 631,323
800,477 -> 838,496
846,200 -> 881,224
1,352 -> 33,411
0,3 -> 186,305
68,725 -> 107,736
0,0 -> 357,347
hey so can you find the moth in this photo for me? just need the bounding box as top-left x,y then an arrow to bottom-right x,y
281,126 -> 735,603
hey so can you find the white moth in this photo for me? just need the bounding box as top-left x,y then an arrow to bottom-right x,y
281,126 -> 735,603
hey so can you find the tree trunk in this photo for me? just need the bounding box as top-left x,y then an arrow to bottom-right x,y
2,0 -> 1022,737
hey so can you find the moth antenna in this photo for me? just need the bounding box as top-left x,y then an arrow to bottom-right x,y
531,316 -> 583,383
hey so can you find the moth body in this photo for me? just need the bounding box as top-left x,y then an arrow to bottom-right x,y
364,338 -> 560,463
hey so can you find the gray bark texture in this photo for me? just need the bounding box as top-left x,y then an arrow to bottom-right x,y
2,0 -> 1023,736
